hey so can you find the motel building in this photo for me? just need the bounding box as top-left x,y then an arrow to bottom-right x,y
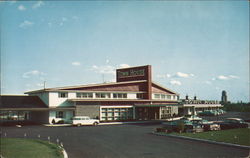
0,65 -> 222,124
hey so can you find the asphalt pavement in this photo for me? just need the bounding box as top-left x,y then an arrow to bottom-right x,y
1,123 -> 249,158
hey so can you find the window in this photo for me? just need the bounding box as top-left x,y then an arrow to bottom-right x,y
76,93 -> 93,98
58,92 -> 68,98
96,93 -> 110,99
56,111 -> 64,118
113,93 -> 127,99
136,93 -> 143,99
161,94 -> 166,99
167,95 -> 171,100
154,94 -> 160,99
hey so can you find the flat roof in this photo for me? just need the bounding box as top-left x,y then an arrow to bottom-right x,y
0,95 -> 48,109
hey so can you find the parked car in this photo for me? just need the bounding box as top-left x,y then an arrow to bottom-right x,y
192,119 -> 220,131
71,116 -> 99,126
218,118 -> 248,130
183,115 -> 202,121
216,109 -> 226,115
163,119 -> 203,133
198,110 -> 217,116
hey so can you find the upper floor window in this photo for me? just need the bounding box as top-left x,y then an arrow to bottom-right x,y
58,92 -> 68,98
167,95 -> 171,100
96,93 -> 111,99
136,93 -> 143,99
154,94 -> 160,99
113,93 -> 127,99
77,93 -> 93,98
161,94 -> 166,99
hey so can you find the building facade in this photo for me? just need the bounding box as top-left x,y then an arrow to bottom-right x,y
25,65 -> 179,123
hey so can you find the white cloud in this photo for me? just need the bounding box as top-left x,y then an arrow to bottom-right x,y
32,1 -> 44,9
106,59 -> 110,64
157,72 -> 194,79
18,5 -> 26,11
22,70 -> 46,79
213,75 -> 240,81
218,75 -> 229,80
91,65 -> 116,74
170,80 -> 182,86
72,62 -> 81,66
19,20 -> 34,28
119,64 -> 130,68
228,75 -> 240,79
175,72 -> 194,78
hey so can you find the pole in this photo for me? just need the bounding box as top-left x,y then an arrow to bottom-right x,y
44,81 -> 46,89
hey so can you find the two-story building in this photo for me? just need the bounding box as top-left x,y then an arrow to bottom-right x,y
13,65 -> 180,124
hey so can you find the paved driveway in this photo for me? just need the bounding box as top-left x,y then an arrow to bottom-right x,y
1,123 -> 249,158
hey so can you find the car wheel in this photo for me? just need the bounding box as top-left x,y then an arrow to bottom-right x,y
93,122 -> 98,126
77,123 -> 81,127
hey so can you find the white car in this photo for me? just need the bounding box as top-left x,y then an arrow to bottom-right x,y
71,116 -> 99,126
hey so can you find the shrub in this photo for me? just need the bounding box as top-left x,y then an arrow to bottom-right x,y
177,122 -> 185,133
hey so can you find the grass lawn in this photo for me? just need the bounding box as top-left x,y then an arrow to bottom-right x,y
171,128 -> 250,146
0,138 -> 64,158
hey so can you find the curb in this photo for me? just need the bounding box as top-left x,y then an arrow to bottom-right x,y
99,120 -> 162,125
152,132 -> 250,150
43,124 -> 72,127
60,146 -> 68,158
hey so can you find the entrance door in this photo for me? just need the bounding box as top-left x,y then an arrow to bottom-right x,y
136,107 -> 160,120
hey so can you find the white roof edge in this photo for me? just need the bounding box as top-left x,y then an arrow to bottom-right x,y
25,80 -> 147,94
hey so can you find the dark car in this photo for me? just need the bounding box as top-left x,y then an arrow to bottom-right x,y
162,119 -> 203,133
192,119 -> 220,131
218,118 -> 248,130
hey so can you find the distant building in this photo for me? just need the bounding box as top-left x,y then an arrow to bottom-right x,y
221,90 -> 228,103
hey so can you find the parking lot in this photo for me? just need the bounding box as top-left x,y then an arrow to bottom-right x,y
1,122 -> 249,158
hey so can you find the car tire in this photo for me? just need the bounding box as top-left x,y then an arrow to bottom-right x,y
77,123 -> 81,127
93,122 -> 98,126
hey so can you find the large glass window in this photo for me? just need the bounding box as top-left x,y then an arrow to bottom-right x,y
0,111 -> 30,121
58,92 -> 68,98
101,107 -> 133,121
161,107 -> 171,119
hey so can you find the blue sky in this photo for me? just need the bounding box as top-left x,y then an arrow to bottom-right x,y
0,1 -> 249,102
